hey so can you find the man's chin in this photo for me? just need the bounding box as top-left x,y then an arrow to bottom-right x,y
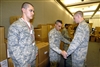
30,17 -> 33,20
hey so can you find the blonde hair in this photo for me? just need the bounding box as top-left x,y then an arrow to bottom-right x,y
74,11 -> 83,17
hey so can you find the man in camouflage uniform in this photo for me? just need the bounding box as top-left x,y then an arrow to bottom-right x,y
66,11 -> 90,67
48,20 -> 70,67
61,24 -> 72,67
61,24 -> 71,50
7,2 -> 38,67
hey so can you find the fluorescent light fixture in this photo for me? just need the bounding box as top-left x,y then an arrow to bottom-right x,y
84,12 -> 94,15
61,0 -> 81,5
67,3 -> 98,13
95,11 -> 100,15
60,0 -> 99,18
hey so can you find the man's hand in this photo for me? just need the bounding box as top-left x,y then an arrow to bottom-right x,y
28,64 -> 31,67
61,50 -> 67,59
36,53 -> 38,56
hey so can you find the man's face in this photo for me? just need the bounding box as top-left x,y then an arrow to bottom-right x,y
24,5 -> 34,20
55,22 -> 62,31
73,15 -> 79,23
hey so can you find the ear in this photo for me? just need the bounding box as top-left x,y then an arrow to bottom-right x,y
55,24 -> 56,26
22,8 -> 25,13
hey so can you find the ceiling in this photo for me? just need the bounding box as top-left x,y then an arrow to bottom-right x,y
56,0 -> 100,19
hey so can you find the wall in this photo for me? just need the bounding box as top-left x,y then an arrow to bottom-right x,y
89,19 -> 100,28
0,0 -> 73,38
0,0 -> 2,25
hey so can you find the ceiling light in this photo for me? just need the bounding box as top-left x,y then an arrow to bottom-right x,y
84,12 -> 94,15
67,3 -> 98,13
95,11 -> 100,15
61,0 -> 81,5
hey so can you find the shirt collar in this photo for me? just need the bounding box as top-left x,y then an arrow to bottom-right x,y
21,18 -> 31,28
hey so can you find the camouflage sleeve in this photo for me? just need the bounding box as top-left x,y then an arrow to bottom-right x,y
33,27 -> 38,55
67,25 -> 85,56
35,45 -> 38,54
49,33 -> 62,54
8,26 -> 30,66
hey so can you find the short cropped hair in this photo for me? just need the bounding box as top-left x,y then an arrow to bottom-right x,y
55,20 -> 62,24
65,24 -> 68,27
21,2 -> 34,9
74,11 -> 83,17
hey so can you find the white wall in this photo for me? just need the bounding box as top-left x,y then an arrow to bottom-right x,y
0,0 -> 73,38
89,19 -> 100,28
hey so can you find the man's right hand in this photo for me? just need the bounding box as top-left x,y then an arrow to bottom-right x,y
61,50 -> 67,59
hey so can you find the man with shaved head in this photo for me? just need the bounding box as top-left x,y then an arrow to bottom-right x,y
66,11 -> 90,67
8,2 -> 38,67
48,20 -> 70,67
